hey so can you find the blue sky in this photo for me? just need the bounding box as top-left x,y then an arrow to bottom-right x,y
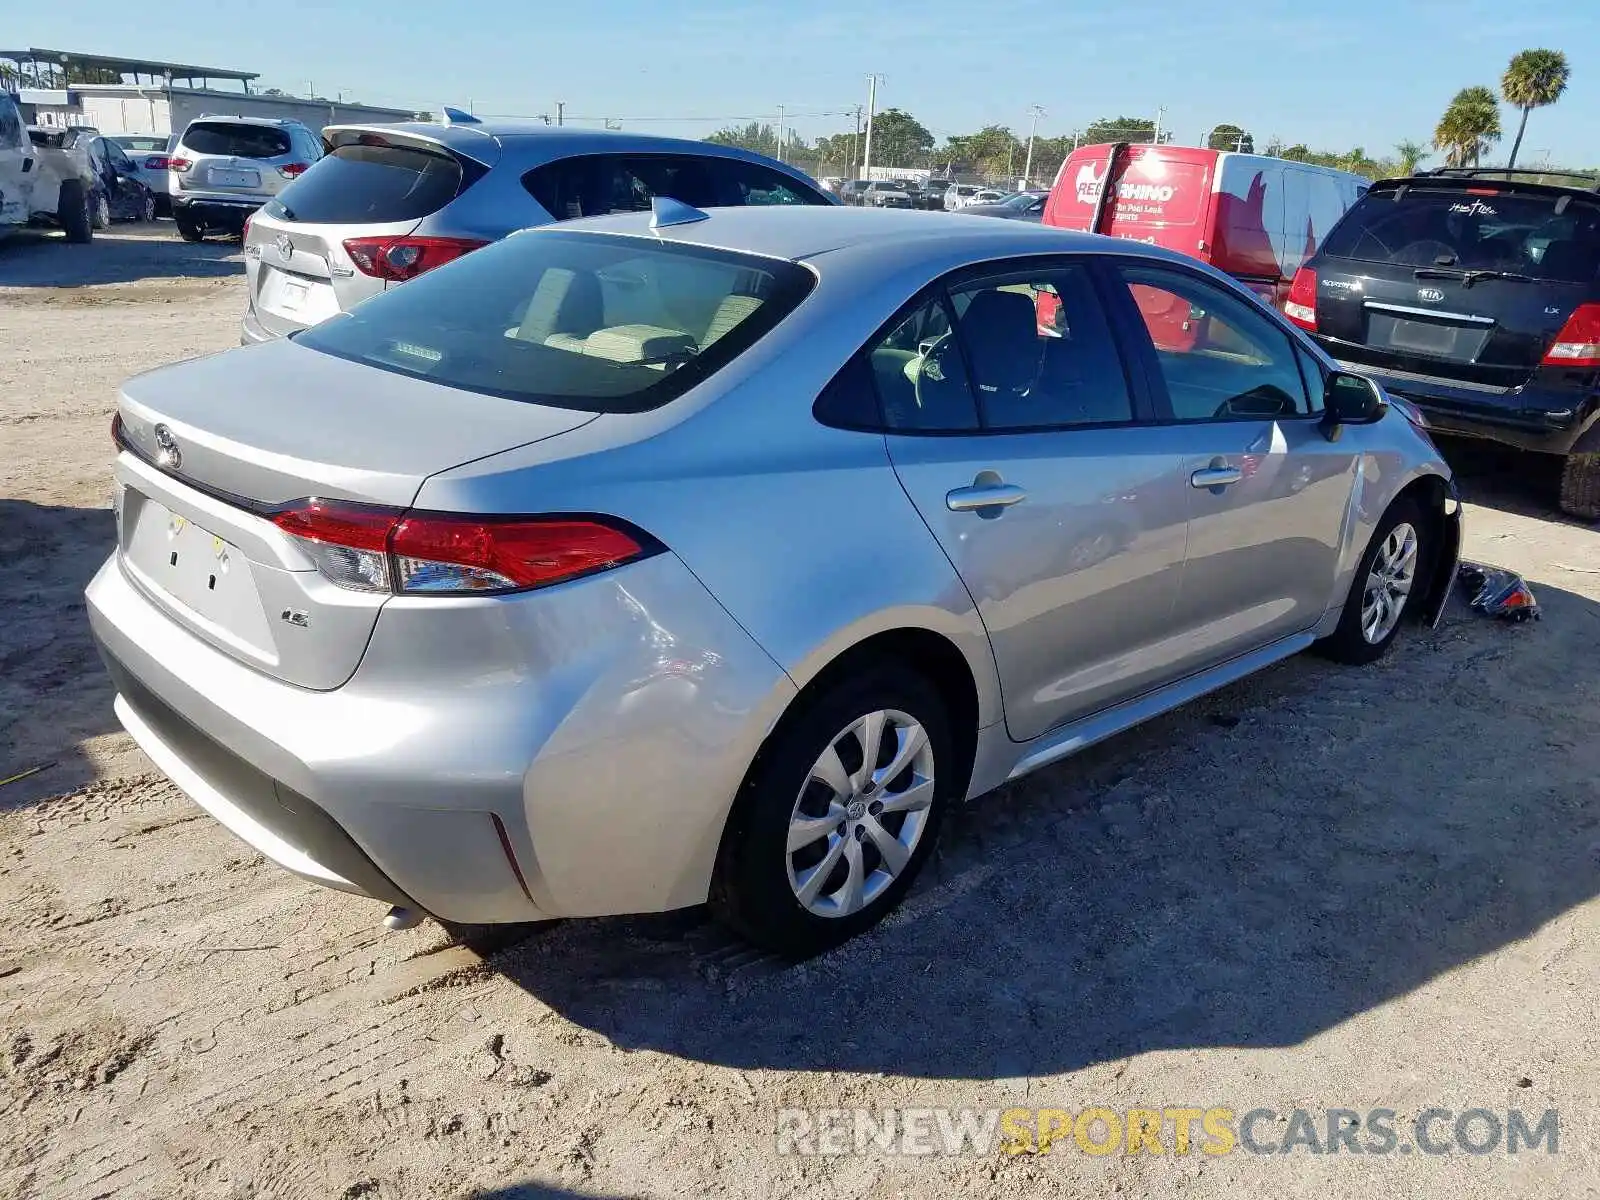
14,0 -> 1600,164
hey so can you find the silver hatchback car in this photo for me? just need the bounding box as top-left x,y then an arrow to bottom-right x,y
169,115 -> 323,241
241,120 -> 833,345
89,206 -> 1460,956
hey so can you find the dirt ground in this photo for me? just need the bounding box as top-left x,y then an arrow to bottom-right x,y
2,225 -> 1598,1200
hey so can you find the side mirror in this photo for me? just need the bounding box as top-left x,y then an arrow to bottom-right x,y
1321,371 -> 1388,441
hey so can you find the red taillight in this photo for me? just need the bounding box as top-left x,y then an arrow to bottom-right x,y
1284,266 -> 1318,331
268,500 -> 650,594
1542,303 -> 1600,369
169,157 -> 191,173
242,213 -> 253,240
277,162 -> 311,179
144,155 -> 170,170
111,411 -> 125,449
342,236 -> 489,282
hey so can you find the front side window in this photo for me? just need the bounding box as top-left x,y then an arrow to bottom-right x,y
295,231 -> 814,414
0,98 -> 27,150
1113,264 -> 1310,421
714,160 -> 824,206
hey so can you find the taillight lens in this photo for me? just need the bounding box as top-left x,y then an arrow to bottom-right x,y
268,500 -> 651,595
277,162 -> 311,179
169,157 -> 191,173
1542,303 -> 1600,369
242,213 -> 253,240
144,155 -> 170,170
342,236 -> 489,282
1284,267 -> 1318,330
111,411 -> 125,449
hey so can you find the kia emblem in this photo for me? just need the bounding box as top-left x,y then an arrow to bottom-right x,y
1417,287 -> 1445,303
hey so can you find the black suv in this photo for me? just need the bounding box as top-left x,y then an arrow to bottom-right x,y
1285,167 -> 1600,518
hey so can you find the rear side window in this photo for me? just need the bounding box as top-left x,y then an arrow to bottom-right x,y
295,230 -> 814,414
1320,189 -> 1600,283
713,160 -> 825,206
181,122 -> 291,159
264,142 -> 470,224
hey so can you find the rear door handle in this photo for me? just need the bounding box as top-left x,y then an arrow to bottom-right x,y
1190,466 -> 1243,489
947,483 -> 1027,512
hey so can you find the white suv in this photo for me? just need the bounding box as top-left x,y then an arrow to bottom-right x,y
169,116 -> 323,241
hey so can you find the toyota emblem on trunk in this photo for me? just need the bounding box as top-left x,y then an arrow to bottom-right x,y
276,233 -> 293,261
152,423 -> 181,472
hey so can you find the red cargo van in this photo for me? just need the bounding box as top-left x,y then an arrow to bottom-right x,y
1042,143 -> 1368,306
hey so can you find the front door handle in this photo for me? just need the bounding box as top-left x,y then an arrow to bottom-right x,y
947,482 -> 1027,512
1190,466 -> 1243,489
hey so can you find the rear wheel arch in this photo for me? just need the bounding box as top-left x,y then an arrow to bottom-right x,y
752,627 -> 982,815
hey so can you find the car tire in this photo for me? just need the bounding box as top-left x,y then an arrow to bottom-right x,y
140,192 -> 156,223
710,662 -> 954,957
1316,497 -> 1431,665
57,180 -> 92,244
1557,426 -> 1600,521
176,216 -> 205,243
91,191 -> 110,230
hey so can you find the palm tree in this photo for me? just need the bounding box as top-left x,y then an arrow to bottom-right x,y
1394,139 -> 1430,175
1434,86 -> 1502,168
1501,49 -> 1570,168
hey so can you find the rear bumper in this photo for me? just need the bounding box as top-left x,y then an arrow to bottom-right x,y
239,306 -> 280,345
1336,358 -> 1597,455
86,549 -> 795,924
172,194 -> 266,225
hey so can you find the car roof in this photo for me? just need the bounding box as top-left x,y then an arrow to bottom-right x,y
324,119 -> 816,167
544,204 -> 1165,265
184,114 -> 306,128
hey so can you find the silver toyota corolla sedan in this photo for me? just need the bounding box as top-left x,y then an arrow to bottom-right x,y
87,204 -> 1461,956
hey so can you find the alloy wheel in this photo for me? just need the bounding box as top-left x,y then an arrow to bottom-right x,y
786,708 -> 936,919
1361,521 -> 1418,644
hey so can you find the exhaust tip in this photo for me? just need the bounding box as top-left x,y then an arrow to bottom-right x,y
383,905 -> 423,931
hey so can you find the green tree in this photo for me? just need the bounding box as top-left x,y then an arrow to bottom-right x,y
706,122 -> 810,161
813,132 -> 857,174
1279,143 -> 1311,161
1394,139 -> 1430,175
1207,123 -> 1255,153
1501,48 -> 1570,168
1081,115 -> 1162,145
1434,85 -> 1502,167
866,108 -> 934,167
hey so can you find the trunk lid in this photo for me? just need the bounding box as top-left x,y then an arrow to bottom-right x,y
1312,182 -> 1600,388
245,131 -> 494,337
114,340 -> 598,689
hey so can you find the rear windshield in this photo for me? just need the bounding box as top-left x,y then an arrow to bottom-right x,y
112,135 -> 169,153
181,121 -> 291,159
295,231 -> 815,413
263,141 -> 471,224
1320,188 -> 1600,283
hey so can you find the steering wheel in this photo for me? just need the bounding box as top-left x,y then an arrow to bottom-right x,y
912,333 -> 969,416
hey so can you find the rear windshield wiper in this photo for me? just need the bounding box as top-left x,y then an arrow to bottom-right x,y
1414,267 -> 1539,286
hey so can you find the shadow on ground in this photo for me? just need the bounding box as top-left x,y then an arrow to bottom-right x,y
1439,434 -> 1586,526
0,226 -> 242,288
469,1187 -> 639,1199
472,574 -> 1600,1081
0,499 -> 120,809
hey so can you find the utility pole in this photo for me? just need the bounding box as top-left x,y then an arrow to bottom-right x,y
862,73 -> 882,179
776,104 -> 786,163
1153,105 -> 1167,145
851,105 -> 863,179
557,101 -> 564,126
1023,103 -> 1045,188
